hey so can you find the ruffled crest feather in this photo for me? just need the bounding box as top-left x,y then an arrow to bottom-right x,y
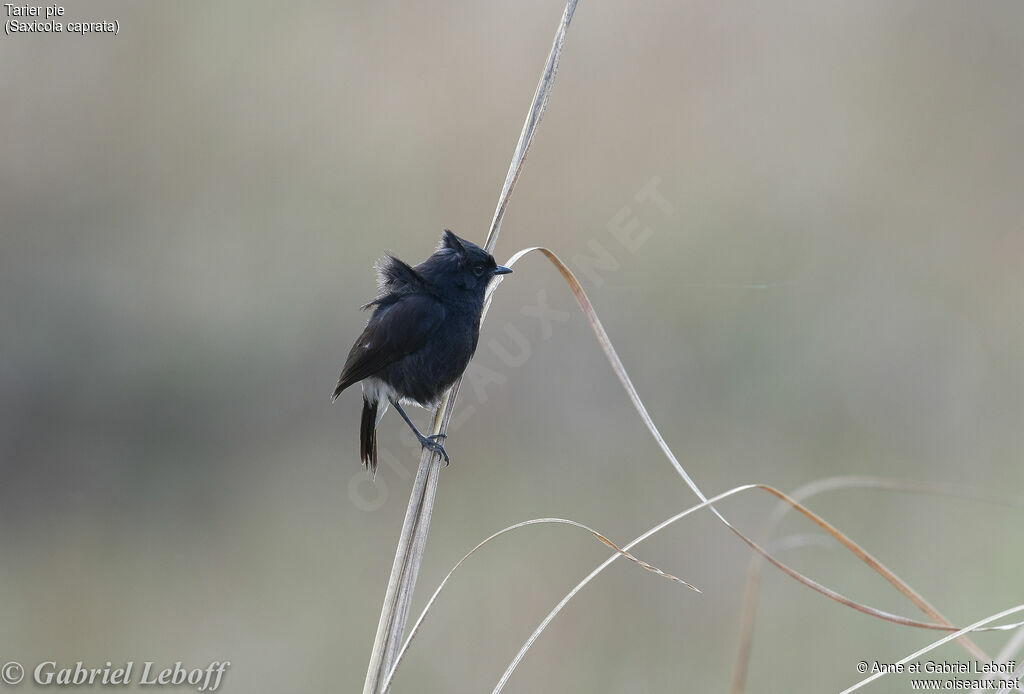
362,255 -> 425,309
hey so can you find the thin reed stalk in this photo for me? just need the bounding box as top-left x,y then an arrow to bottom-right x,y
361,3 -> 579,692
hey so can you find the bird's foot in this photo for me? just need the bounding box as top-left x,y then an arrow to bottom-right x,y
417,434 -> 450,466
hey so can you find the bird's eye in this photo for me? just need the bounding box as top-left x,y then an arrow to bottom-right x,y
472,264 -> 486,277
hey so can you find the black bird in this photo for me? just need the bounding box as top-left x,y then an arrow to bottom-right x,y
332,230 -> 512,476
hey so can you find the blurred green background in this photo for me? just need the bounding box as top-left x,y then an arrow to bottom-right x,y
2,1 -> 1023,692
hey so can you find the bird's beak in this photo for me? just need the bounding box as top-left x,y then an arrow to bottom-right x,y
492,266 -> 513,276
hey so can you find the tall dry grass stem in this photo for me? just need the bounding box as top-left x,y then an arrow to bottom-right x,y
361,3 -> 579,693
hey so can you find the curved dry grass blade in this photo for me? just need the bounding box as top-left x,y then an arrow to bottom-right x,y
751,485 -> 988,655
839,605 -> 1024,694
503,247 -> 975,641
731,477 -> 1024,693
491,247 -> 996,691
500,247 -> 708,500
491,486 -> 748,694
362,5 -> 579,691
381,518 -> 698,693
490,483 -> 1012,693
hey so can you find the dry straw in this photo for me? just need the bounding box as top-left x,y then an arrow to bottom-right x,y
359,1 -> 1024,691
361,3 -> 579,692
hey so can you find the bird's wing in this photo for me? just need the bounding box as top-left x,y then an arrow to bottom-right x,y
333,293 -> 446,400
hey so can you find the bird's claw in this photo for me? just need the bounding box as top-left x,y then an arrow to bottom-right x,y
426,433 -> 447,441
418,435 -> 451,466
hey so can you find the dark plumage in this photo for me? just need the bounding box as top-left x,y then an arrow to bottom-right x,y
332,230 -> 512,475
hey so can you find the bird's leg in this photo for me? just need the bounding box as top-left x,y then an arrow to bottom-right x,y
390,398 -> 451,465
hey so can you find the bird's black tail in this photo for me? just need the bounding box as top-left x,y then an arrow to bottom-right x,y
360,396 -> 378,477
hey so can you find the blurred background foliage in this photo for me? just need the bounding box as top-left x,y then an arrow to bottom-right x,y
2,1 -> 1023,692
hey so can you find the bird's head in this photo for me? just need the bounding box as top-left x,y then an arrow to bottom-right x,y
417,230 -> 512,296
